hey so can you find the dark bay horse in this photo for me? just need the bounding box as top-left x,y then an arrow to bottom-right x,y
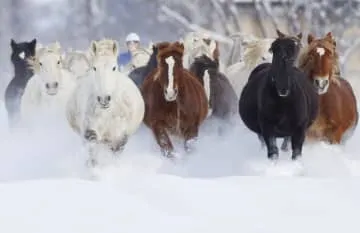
297,32 -> 358,144
141,41 -> 208,158
4,38 -> 37,126
189,54 -> 238,121
239,31 -> 318,161
128,42 -> 170,88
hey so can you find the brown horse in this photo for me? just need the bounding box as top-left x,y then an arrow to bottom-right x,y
141,41 -> 208,158
297,32 -> 358,144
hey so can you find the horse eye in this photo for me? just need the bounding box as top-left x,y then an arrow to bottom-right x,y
39,62 -> 42,66
93,67 -> 96,71
57,60 -> 60,65
112,66 -> 116,71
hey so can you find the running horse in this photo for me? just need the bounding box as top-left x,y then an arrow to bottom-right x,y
141,41 -> 208,158
298,32 -> 358,144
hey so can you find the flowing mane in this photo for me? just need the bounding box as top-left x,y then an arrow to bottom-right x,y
243,38 -> 274,69
297,37 -> 341,82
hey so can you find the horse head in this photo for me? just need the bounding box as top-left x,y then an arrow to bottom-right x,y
64,49 -> 91,78
193,54 -> 219,74
10,38 -> 37,71
269,30 -> 303,97
155,41 -> 184,102
27,42 -> 64,96
89,39 -> 119,109
300,32 -> 338,95
181,32 -> 219,67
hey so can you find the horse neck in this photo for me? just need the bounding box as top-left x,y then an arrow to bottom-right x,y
144,55 -> 157,75
189,62 -> 207,83
13,62 -> 33,81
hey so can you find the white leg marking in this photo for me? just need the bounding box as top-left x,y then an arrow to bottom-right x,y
316,47 -> 325,57
165,56 -> 176,101
204,70 -> 212,117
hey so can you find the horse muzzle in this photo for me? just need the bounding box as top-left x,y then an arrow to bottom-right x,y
313,77 -> 329,95
164,88 -> 178,102
45,82 -> 59,96
277,89 -> 290,97
97,95 -> 111,109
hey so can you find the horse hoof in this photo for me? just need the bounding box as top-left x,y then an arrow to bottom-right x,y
291,154 -> 302,161
281,144 -> 289,152
184,138 -> 197,153
86,158 -> 97,167
268,153 -> 279,160
84,129 -> 97,141
161,149 -> 177,159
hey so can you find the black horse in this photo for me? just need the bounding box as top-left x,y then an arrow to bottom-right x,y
128,45 -> 159,89
238,32 -> 318,161
4,38 -> 37,126
189,55 -> 238,121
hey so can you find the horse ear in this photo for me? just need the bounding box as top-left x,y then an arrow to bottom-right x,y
90,40 -> 97,55
307,34 -> 315,44
297,32 -> 303,40
10,39 -> 16,49
209,39 -> 217,55
276,29 -> 286,38
326,32 -> 333,39
112,41 -> 119,56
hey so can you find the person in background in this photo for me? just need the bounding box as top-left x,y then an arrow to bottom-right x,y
117,32 -> 141,68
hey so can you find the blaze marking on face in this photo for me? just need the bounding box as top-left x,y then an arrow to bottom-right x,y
19,51 -> 25,59
316,47 -> 325,57
165,56 -> 175,99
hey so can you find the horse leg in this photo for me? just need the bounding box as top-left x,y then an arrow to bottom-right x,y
328,126 -> 344,144
261,125 -> 279,160
182,125 -> 199,153
257,134 -> 266,148
280,136 -> 291,152
152,125 -> 175,158
109,134 -> 129,154
291,127 -> 306,160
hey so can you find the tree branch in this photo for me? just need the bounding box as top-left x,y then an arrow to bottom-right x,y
159,5 -> 232,44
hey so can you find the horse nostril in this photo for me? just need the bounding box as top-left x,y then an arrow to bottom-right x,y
45,83 -> 50,89
105,95 -> 111,102
54,82 -> 59,88
97,96 -> 101,103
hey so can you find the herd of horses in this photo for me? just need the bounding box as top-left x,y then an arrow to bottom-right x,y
2,29 -> 358,166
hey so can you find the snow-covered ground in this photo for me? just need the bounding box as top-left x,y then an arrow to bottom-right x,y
0,76 -> 360,232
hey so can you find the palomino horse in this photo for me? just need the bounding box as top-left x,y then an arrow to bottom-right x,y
120,42 -> 153,74
239,30 -> 318,161
66,39 -> 145,166
21,42 -> 77,120
62,49 -> 91,79
297,32 -> 358,144
4,38 -> 37,126
189,54 -> 238,121
181,32 -> 223,71
141,41 -> 208,158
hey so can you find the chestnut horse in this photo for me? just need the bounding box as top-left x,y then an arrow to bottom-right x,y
297,32 -> 358,144
141,41 -> 208,158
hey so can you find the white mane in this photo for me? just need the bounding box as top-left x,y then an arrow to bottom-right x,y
21,42 -> 77,120
225,36 -> 275,98
66,39 -> 145,165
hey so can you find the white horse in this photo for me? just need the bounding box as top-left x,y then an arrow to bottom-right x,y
21,42 -> 77,120
225,36 -> 275,98
66,39 -> 145,166
181,31 -> 226,72
63,49 -> 91,79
